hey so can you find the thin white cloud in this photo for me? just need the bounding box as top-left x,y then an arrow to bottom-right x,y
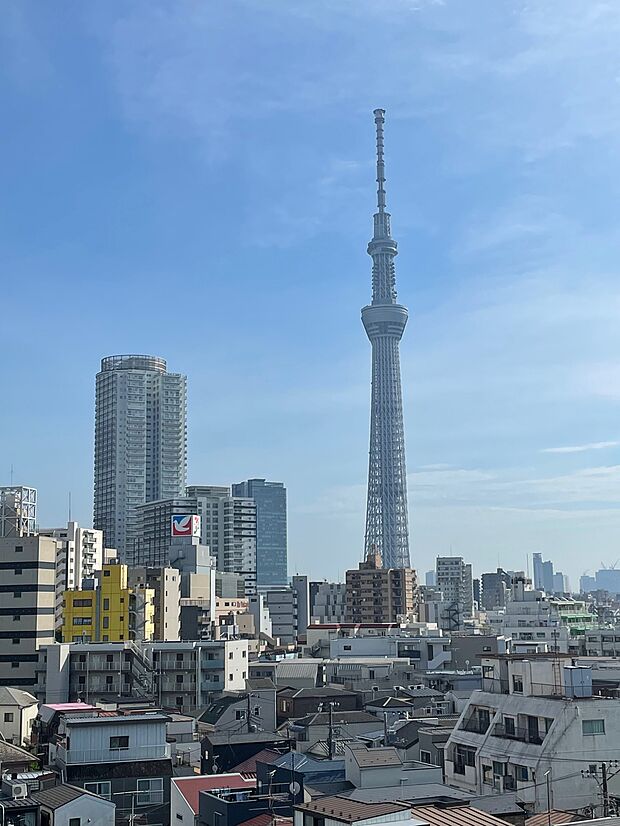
541,441 -> 620,454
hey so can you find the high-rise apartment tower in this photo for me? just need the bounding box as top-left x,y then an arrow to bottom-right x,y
93,355 -> 187,559
362,110 -> 410,569
232,479 -> 287,587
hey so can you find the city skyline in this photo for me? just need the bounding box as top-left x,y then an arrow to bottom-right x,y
4,3 -> 620,583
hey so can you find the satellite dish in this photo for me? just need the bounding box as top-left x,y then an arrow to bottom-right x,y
289,781 -> 301,796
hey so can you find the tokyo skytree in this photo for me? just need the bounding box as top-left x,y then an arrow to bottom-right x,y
362,109 -> 411,569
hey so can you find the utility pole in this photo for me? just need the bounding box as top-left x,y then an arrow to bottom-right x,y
602,761 -> 609,818
545,770 -> 551,826
247,692 -> 252,734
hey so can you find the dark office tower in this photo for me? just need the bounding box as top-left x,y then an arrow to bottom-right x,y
362,109 -> 410,569
232,479 -> 287,587
94,355 -> 187,560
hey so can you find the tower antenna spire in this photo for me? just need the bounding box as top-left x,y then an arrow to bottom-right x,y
374,108 -> 387,213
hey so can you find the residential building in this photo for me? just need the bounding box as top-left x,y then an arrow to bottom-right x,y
94,354 -> 187,560
48,709 -> 173,826
294,796 -> 417,826
197,680 -> 277,734
130,566 -> 180,641
31,784 -> 116,826
62,563 -> 155,644
34,643 -> 155,706
435,557 -> 474,623
41,521 -> 111,629
0,687 -> 38,745
277,686 -> 361,725
310,581 -> 347,624
187,486 -> 258,595
201,729 -> 289,773
262,577 -> 309,647
327,631 -> 452,672
0,485 -> 37,537
148,640 -> 249,712
480,569 -> 513,610
425,570 -> 436,587
171,774 -> 255,826
0,535 -> 56,688
231,479 -> 287,587
288,710 -> 382,754
345,550 -> 417,624
198,780 -> 294,826
247,593 -> 273,639
444,654 -> 620,815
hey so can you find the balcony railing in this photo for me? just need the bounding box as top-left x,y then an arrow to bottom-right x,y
492,723 -> 543,745
461,718 -> 490,734
55,743 -> 171,765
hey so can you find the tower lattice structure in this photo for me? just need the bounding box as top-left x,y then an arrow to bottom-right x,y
362,109 -> 411,569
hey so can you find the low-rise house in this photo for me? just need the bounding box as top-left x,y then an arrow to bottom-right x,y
256,751 -> 346,799
198,783 -> 294,826
389,716 -> 460,763
277,687 -> 361,725
198,682 -> 277,735
171,774 -> 255,826
444,654 -> 620,815
0,687 -> 38,745
32,783 -> 116,826
202,730 -> 289,774
286,711 -> 380,754
0,740 -> 40,773
48,710 -> 173,826
294,796 -> 424,826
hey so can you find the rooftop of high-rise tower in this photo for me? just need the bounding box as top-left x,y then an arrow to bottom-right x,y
100,354 -> 167,372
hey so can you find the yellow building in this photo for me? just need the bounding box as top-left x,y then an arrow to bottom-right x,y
62,563 -> 155,643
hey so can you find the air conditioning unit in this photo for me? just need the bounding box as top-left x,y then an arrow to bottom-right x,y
2,780 -> 28,799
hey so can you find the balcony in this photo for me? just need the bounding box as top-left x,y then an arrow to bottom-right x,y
55,742 -> 171,765
461,717 -> 490,734
492,723 -> 543,745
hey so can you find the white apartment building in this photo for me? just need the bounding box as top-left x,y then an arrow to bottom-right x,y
435,557 -> 474,625
94,354 -> 187,560
40,521 -> 111,628
444,654 -> 620,815
310,581 -> 347,624
186,485 -> 258,595
494,574 -> 595,655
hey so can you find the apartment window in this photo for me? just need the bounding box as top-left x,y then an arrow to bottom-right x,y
15,546 -> 23,553
176,653 -> 183,662
103,599 -> 110,610
104,570 -> 111,577
482,765 -> 492,784
4,713 -> 13,723
504,716 -> 516,736
14,568 -> 22,575
106,676 -> 113,685
235,710 -> 246,720
73,599 -> 92,608
229,652 -> 233,660
13,615 -> 20,622
84,782 -> 111,800
242,650 -> 247,658
136,778 -> 163,805
78,676 -> 86,685
176,697 -> 183,706
583,719 -> 605,735
515,765 -> 528,782
229,674 -> 233,681
420,750 -> 432,764
109,736 -> 129,749
78,655 -> 86,663
11,662 -> 19,669
69,819 -> 81,826
176,674 -> 183,683
103,617 -> 109,629
13,591 -> 21,599
512,675 -> 524,693
12,638 -> 19,645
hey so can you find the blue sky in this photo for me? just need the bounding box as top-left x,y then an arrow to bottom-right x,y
3,0 -> 620,585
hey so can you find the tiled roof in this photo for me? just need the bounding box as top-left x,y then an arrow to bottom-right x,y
525,811 -> 577,826
0,687 -> 38,707
173,774 -> 255,814
230,749 -> 283,774
296,795 -> 411,823
411,805 -> 511,826
31,785 -> 92,810
349,746 -> 401,767
240,816 -> 291,826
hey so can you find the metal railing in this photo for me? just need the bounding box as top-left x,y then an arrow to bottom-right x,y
492,723 -> 543,745
56,743 -> 171,765
461,717 -> 490,734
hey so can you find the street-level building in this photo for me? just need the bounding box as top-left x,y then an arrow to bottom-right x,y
444,653 -> 620,815
0,686 -> 38,745
0,535 -> 56,688
48,710 -> 172,826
